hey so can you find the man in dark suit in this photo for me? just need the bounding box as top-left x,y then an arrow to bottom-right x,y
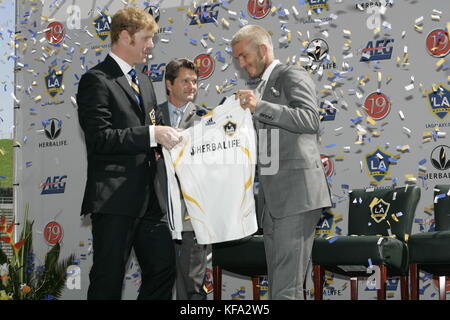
76,7 -> 182,300
156,59 -> 209,300
232,25 -> 332,299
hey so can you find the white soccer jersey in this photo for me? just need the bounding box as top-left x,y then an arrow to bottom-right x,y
163,96 -> 258,245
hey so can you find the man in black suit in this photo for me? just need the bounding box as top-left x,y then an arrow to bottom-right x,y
76,7 -> 181,300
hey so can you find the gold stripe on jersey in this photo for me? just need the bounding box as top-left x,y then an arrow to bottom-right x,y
173,146 -> 187,169
182,192 -> 206,215
240,146 -> 253,208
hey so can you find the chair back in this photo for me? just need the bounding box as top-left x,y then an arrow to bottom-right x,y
435,185 -> 450,231
348,186 -> 421,241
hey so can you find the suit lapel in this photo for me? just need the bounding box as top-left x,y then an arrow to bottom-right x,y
108,59 -> 145,122
179,102 -> 197,129
115,75 -> 140,109
261,63 -> 285,101
160,101 -> 171,126
137,71 -> 153,112
255,63 -> 287,130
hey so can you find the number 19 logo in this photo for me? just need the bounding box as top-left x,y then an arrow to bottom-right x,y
45,22 -> 65,45
364,92 -> 391,120
194,54 -> 215,79
43,221 -> 63,245
426,29 -> 450,58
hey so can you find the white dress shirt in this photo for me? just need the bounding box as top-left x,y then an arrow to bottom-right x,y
256,59 -> 281,98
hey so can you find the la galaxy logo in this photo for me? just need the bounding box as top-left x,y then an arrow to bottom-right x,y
369,197 -> 390,223
426,83 -> 450,121
94,11 -> 111,41
149,109 -> 156,125
307,0 -> 329,16
189,3 -> 220,25
365,147 -> 393,184
45,68 -> 63,98
360,39 -> 394,62
223,121 -> 237,137
316,210 -> 336,235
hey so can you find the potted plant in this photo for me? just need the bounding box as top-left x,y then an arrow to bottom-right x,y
0,205 -> 76,300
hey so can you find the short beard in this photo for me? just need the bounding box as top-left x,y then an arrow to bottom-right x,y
254,47 -> 266,78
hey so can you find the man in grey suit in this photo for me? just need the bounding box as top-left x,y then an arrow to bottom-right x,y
156,58 -> 210,300
232,25 -> 332,300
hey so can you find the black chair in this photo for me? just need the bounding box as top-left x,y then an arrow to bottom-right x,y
212,234 -> 266,300
312,186 -> 421,300
409,184 -> 450,300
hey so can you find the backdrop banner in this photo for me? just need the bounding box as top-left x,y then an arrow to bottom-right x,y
13,0 -> 450,300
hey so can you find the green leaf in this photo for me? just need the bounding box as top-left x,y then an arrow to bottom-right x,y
44,242 -> 61,272
0,246 -> 7,265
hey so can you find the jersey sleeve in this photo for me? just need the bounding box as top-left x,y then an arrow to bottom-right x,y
162,147 -> 183,240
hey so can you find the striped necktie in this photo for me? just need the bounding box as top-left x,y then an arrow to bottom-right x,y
128,68 -> 142,106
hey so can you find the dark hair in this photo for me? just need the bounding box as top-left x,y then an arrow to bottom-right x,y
164,58 -> 199,96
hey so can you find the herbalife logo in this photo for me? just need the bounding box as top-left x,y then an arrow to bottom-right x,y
430,145 -> 450,170
426,145 -> 450,180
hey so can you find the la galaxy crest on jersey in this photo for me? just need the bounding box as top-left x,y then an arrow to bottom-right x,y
149,109 -> 156,125
426,83 -> 450,121
365,146 -> 393,184
223,121 -> 237,137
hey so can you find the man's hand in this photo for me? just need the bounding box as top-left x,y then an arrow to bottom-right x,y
155,125 -> 183,150
235,90 -> 257,114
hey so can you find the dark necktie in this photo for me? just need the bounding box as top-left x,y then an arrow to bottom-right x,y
128,68 -> 142,107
